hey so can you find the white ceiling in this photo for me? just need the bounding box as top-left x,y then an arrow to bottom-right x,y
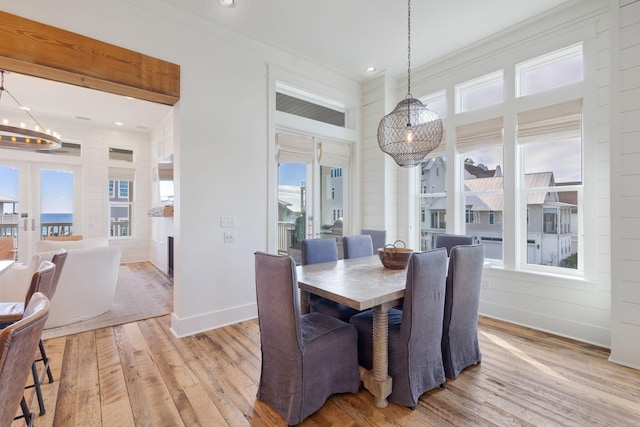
0,0 -> 578,140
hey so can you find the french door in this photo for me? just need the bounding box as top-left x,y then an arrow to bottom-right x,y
275,132 -> 350,263
0,161 -> 80,262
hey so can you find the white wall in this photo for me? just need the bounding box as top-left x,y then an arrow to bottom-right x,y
0,0 -> 362,337
610,0 -> 640,369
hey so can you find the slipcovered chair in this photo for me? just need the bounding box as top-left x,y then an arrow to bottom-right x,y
0,292 -> 50,427
441,244 -> 485,379
343,234 -> 374,259
254,252 -> 361,425
0,260 -> 56,416
350,248 -> 448,408
302,238 -> 360,322
301,238 -> 338,265
435,233 -> 474,256
360,229 -> 387,251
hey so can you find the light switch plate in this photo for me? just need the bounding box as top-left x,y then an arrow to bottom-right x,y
220,216 -> 236,228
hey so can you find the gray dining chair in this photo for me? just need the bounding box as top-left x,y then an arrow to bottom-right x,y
349,248 -> 448,408
435,233 -> 474,256
441,244 -> 485,379
361,229 -> 387,251
302,238 -> 361,322
343,234 -> 374,259
254,252 -> 360,425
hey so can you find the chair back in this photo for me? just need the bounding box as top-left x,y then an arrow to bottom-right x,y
400,248 -> 448,342
301,238 -> 338,265
48,249 -> 69,300
254,252 -> 303,354
343,234 -> 373,259
442,244 -> 485,378
23,261 -> 56,309
435,233 -> 474,256
0,292 -> 50,426
0,236 -> 14,260
360,229 -> 386,251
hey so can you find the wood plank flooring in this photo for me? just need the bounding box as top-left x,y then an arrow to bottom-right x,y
15,263 -> 640,426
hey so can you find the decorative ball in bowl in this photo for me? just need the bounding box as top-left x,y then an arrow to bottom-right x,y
378,240 -> 413,269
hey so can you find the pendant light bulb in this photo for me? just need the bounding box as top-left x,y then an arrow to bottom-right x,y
405,125 -> 414,143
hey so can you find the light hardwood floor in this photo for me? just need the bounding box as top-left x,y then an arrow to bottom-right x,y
16,263 -> 640,426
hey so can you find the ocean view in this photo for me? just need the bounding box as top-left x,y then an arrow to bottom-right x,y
41,213 -> 73,223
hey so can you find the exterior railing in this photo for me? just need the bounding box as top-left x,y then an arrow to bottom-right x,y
41,222 -> 74,238
277,221 -> 296,254
110,221 -> 131,237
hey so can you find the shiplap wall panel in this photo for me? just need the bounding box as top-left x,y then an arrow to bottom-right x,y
361,75 -> 388,230
611,0 -> 640,367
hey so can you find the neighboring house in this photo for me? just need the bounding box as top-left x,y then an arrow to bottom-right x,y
421,161 -> 575,267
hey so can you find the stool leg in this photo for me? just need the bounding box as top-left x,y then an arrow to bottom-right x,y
16,396 -> 35,427
29,360 -> 46,415
38,340 -> 54,383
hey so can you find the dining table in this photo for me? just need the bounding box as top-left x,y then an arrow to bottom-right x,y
296,254 -> 408,408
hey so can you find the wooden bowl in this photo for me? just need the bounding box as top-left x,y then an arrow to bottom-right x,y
378,246 -> 413,269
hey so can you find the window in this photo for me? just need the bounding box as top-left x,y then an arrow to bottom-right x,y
418,155 -> 447,250
420,90 -> 447,119
109,148 -> 133,162
516,43 -> 583,97
119,181 -> 129,198
276,82 -> 347,128
455,71 -> 504,113
109,168 -> 134,238
519,99 -> 582,270
414,43 -> 587,275
458,118 -> 504,260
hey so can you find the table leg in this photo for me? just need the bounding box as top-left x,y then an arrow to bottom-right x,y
362,301 -> 393,408
299,289 -> 310,314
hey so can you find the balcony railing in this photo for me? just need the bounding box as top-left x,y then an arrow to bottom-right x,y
42,222 -> 74,238
278,221 -> 296,255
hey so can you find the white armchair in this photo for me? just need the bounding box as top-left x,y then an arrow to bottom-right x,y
0,238 -> 122,329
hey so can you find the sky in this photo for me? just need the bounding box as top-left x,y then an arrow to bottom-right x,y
0,166 -> 73,214
278,163 -> 306,213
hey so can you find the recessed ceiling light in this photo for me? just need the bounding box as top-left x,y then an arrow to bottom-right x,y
365,66 -> 376,73
115,122 -> 124,126
219,0 -> 236,7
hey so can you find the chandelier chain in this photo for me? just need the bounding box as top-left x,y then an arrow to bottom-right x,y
407,0 -> 412,98
0,70 -> 49,133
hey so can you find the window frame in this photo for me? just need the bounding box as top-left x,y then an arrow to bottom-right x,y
415,41 -> 591,279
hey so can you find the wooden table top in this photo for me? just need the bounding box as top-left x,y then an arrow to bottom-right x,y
296,255 -> 407,311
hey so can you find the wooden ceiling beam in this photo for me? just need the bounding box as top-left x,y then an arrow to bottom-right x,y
0,11 -> 180,106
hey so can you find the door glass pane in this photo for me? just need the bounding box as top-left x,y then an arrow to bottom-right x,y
278,162 -> 308,264
319,166 -> 344,259
0,166 -> 19,259
40,169 -> 74,239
